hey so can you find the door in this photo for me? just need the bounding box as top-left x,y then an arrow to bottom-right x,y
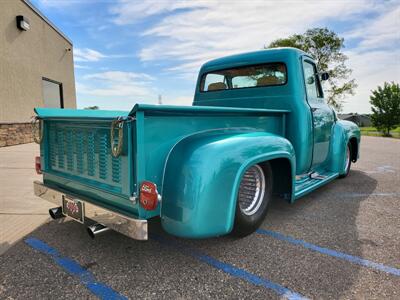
42,77 -> 64,108
303,59 -> 334,169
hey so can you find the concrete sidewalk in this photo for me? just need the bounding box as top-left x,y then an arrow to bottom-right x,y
0,143 -> 52,255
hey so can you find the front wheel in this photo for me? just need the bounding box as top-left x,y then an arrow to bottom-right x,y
232,162 -> 272,237
339,143 -> 352,178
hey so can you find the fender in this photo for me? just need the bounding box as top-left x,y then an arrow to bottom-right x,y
160,129 -> 295,238
329,120 -> 361,174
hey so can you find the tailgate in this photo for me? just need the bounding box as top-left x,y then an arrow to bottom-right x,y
34,108 -> 138,215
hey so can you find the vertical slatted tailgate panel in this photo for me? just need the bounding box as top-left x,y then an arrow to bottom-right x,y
46,121 -> 126,194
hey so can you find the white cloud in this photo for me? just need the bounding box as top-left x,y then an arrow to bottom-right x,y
132,0 -> 371,67
344,5 -> 400,51
110,0 -> 400,113
74,48 -> 106,62
84,71 -> 155,82
35,0 -> 82,8
74,64 -> 90,69
76,71 -> 158,110
74,48 -> 136,63
110,0 -> 202,25
162,95 -> 192,106
344,49 -> 400,113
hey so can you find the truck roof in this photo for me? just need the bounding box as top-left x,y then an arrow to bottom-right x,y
200,47 -> 308,73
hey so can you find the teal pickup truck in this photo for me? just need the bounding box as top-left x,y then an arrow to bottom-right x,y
33,48 -> 360,240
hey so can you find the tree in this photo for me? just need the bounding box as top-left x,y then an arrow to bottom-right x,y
266,28 -> 357,111
370,82 -> 400,136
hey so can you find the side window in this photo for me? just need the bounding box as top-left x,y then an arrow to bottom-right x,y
303,61 -> 323,99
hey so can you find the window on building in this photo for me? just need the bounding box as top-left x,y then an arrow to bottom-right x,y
42,78 -> 63,108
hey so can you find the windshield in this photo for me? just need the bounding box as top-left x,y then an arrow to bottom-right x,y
201,63 -> 286,92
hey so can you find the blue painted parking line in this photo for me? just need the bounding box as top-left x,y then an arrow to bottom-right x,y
257,229 -> 400,277
25,238 -> 127,300
151,234 -> 308,300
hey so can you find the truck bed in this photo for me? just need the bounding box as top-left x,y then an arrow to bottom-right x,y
35,104 -> 289,219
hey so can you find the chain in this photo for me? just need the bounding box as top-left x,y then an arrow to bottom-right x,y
110,116 -> 134,157
31,117 -> 43,144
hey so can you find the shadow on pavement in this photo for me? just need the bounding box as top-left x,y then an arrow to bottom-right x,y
261,169 -> 379,298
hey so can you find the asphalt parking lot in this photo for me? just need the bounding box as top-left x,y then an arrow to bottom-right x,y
1,136 -> 399,299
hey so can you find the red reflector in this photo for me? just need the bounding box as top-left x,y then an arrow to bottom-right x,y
140,181 -> 158,210
35,156 -> 42,174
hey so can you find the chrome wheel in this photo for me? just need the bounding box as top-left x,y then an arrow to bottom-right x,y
238,165 -> 266,216
233,162 -> 272,237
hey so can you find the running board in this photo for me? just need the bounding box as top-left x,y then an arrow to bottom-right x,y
294,171 -> 339,200
310,172 -> 328,180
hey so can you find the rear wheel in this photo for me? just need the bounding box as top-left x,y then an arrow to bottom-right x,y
339,143 -> 352,178
232,163 -> 272,237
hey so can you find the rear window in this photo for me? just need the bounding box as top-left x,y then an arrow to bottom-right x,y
201,63 -> 286,92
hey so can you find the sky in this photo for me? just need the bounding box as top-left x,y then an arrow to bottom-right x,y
31,0 -> 400,113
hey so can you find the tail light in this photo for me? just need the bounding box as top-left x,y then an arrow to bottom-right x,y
35,156 -> 42,174
140,181 -> 160,210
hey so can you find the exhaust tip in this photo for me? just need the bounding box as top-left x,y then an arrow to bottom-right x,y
87,226 -> 95,239
87,223 -> 109,239
49,207 -> 64,219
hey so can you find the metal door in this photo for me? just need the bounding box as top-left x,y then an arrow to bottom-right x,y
302,59 -> 335,168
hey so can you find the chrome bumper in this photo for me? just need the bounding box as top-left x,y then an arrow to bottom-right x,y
33,181 -> 148,240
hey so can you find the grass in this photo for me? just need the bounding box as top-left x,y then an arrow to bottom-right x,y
360,126 -> 400,138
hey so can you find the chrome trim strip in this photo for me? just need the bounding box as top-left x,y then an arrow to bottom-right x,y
34,181 -> 148,240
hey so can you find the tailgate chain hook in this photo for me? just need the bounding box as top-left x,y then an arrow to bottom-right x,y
110,116 -> 134,157
31,116 -> 43,144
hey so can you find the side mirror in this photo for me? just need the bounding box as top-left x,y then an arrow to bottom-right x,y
320,72 -> 330,81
